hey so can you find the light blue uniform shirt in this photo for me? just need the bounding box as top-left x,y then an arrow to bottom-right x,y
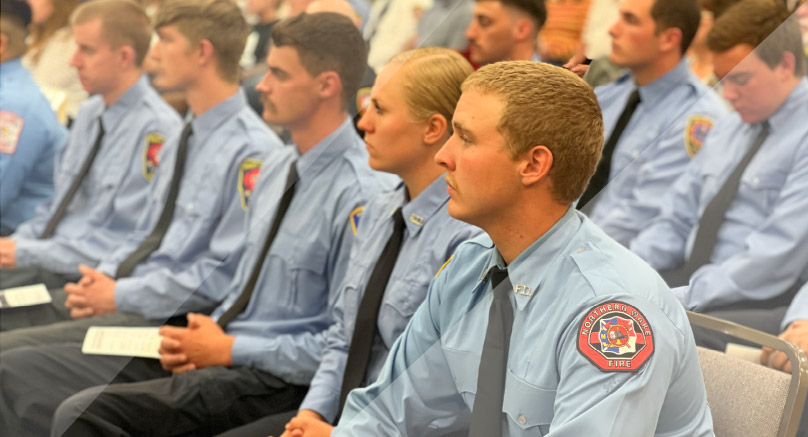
784,282 -> 808,328
11,76 -> 181,274
589,59 -> 727,246
299,177 -> 481,422
211,118 -> 398,385
94,90 -> 281,318
0,59 -> 66,235
336,208 -> 713,436
631,79 -> 808,312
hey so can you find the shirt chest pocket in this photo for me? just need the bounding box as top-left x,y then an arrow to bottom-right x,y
179,170 -> 221,221
740,168 -> 788,212
444,348 -> 556,436
502,373 -> 556,436
58,164 -> 117,219
267,229 -> 329,314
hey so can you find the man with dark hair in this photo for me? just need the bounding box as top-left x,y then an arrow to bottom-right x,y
632,0 -> 808,339
0,0 -> 180,293
0,0 -> 66,236
0,11 -> 396,436
334,61 -> 713,436
464,0 -> 546,65
577,0 -> 726,247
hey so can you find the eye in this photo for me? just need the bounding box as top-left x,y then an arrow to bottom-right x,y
372,101 -> 384,115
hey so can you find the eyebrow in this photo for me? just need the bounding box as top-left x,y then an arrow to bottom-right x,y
453,121 -> 475,139
268,66 -> 287,77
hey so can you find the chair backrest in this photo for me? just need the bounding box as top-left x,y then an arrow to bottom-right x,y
689,312 -> 808,437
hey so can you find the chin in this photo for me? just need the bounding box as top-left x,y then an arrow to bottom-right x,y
447,201 -> 471,223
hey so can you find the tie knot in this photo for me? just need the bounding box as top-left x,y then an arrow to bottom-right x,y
627,89 -> 641,106
489,267 -> 510,295
759,120 -> 770,134
391,207 -> 405,232
285,160 -> 299,191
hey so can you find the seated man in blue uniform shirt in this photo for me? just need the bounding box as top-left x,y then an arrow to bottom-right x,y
579,0 -> 726,247
335,62 -> 713,436
0,0 -> 66,237
0,12 -> 396,437
222,47 -> 481,437
0,0 -> 181,291
0,0 -> 280,346
631,0 -> 808,314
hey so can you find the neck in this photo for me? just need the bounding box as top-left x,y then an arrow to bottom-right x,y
688,43 -> 711,62
484,196 -> 568,265
632,54 -> 680,87
400,158 -> 444,200
510,41 -> 537,62
185,74 -> 239,116
288,104 -> 347,154
258,8 -> 277,23
102,69 -> 141,106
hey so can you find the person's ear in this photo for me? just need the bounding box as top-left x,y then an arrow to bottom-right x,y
775,51 -> 796,81
519,144 -> 553,186
423,113 -> 449,146
318,71 -> 342,100
658,27 -> 682,55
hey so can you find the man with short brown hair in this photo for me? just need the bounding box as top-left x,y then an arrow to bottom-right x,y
578,0 -> 726,247
334,61 -> 713,436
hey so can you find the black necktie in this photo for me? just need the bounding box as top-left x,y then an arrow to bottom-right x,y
217,160 -> 299,327
337,207 -> 406,416
39,117 -> 106,239
115,123 -> 192,279
578,89 -> 641,211
469,267 -> 514,437
682,122 -> 770,276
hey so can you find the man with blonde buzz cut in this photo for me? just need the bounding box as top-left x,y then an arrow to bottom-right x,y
334,61 -> 713,436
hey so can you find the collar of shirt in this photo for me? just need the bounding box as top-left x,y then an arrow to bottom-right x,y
531,52 -> 542,63
767,78 -> 808,133
189,89 -> 248,138
96,75 -> 150,129
476,206 -> 581,311
293,117 -> 356,183
392,175 -> 451,238
634,58 -> 691,106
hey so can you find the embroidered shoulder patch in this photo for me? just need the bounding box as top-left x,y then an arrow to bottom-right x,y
684,115 -> 714,158
435,255 -> 454,277
0,111 -> 25,155
355,87 -> 372,119
577,301 -> 654,372
349,206 -> 364,236
142,132 -> 165,181
238,158 -> 263,210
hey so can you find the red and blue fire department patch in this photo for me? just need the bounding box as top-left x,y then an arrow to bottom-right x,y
577,301 -> 654,372
238,158 -> 263,210
684,115 -> 714,158
142,132 -> 165,181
